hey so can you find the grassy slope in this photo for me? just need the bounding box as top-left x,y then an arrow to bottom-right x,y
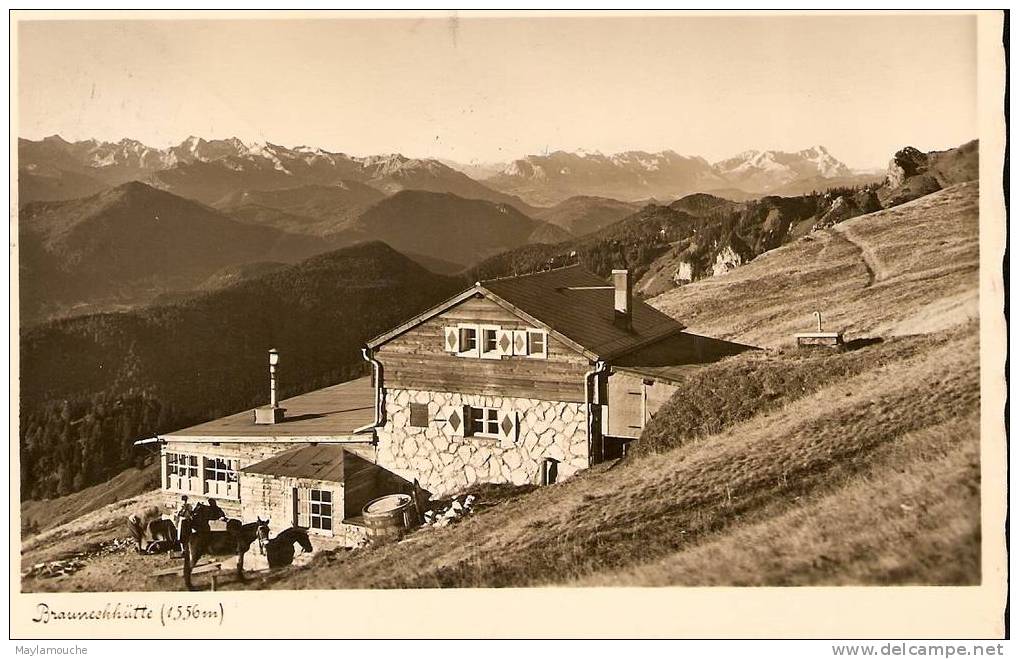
650,182 -> 978,347
21,461 -> 159,536
21,182 -> 982,591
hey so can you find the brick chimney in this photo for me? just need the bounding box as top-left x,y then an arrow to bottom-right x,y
612,269 -> 633,331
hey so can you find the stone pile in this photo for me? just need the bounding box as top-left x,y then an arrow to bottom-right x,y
22,537 -> 134,580
421,495 -> 477,529
23,558 -> 86,579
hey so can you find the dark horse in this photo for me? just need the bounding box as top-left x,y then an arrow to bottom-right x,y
180,502 -> 263,590
254,521 -> 314,568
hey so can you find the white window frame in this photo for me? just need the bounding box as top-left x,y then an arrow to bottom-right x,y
479,325 -> 502,360
309,489 -> 333,534
295,487 -> 334,536
203,456 -> 239,500
526,329 -> 548,359
456,325 -> 480,358
167,452 -> 199,478
166,452 -> 200,493
467,405 -> 501,438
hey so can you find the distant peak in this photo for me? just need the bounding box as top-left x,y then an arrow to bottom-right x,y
114,180 -> 156,194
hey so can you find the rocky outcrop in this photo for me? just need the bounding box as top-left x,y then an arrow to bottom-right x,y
711,234 -> 754,277
812,188 -> 882,231
672,261 -> 695,285
885,146 -> 929,188
879,141 -> 978,208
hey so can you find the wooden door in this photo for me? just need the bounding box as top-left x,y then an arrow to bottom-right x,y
607,373 -> 644,439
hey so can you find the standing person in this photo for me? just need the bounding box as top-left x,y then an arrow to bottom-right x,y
204,498 -> 228,523
126,513 -> 146,553
174,495 -> 193,552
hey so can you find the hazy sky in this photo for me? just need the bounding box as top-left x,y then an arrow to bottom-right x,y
18,13 -> 977,169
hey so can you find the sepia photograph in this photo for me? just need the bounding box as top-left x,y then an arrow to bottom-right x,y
8,8 -> 1008,641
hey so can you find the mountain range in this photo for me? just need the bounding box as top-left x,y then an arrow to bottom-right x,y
18,135 -> 538,213
21,136 -> 882,209
460,146 -> 884,204
470,140 -> 978,298
17,135 -> 964,325
17,181 -> 566,323
18,182 -> 341,322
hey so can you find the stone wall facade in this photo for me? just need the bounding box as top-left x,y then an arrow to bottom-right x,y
376,388 -> 591,496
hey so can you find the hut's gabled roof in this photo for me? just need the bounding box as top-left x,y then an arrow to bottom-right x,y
367,265 -> 685,361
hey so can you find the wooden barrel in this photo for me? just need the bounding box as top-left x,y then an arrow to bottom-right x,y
362,494 -> 416,545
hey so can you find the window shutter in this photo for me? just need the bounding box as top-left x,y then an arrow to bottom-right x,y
446,404 -> 467,437
295,488 -> 311,527
443,326 -> 460,353
512,330 -> 528,356
498,411 -> 519,448
528,330 -> 548,359
458,325 -> 480,358
479,326 -> 501,360
410,402 -> 429,428
496,329 -> 514,357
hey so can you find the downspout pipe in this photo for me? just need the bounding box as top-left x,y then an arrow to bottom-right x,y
584,360 -> 608,466
353,347 -> 384,435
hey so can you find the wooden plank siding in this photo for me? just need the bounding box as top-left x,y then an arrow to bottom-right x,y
341,451 -> 414,521
158,440 -> 297,515
376,295 -> 593,403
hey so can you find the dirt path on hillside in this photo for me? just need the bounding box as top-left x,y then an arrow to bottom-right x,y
833,223 -> 889,286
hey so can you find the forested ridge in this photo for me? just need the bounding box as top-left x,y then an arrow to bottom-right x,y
20,241 -> 459,499
467,186 -> 878,286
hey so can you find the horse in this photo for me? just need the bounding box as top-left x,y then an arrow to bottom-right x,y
254,522 -> 313,568
144,518 -> 179,554
180,502 -> 264,590
126,506 -> 178,554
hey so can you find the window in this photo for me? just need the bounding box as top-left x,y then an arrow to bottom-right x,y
448,324 -> 543,359
527,330 -> 547,358
409,403 -> 429,428
203,457 -> 239,498
480,326 -> 500,359
295,488 -> 333,533
204,457 -> 236,482
167,453 -> 198,479
166,453 -> 199,491
309,489 -> 333,532
458,326 -> 478,357
469,406 -> 500,437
